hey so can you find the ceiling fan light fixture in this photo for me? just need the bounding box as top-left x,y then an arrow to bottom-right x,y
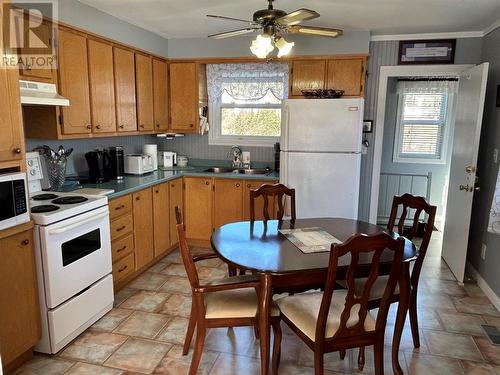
250,34 -> 274,58
275,36 -> 294,57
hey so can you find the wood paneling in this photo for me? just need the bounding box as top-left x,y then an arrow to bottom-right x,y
184,177 -> 213,241
58,29 -> 91,134
213,179 -> 243,229
153,59 -> 169,131
113,47 -> 137,132
0,228 -> 40,366
153,182 -> 170,257
135,54 -> 154,132
133,188 -> 154,269
327,58 -> 365,97
169,62 -> 198,132
88,39 -> 116,133
290,60 -> 326,96
169,179 -> 183,246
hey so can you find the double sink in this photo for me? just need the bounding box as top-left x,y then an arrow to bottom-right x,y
201,167 -> 271,175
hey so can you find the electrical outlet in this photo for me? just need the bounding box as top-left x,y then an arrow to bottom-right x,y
494,149 -> 498,164
481,244 -> 487,260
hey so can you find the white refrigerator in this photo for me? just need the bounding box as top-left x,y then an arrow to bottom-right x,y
280,98 -> 364,219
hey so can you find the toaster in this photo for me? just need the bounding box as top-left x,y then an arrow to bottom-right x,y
124,154 -> 154,175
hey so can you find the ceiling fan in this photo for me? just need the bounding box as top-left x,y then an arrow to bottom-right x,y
207,0 -> 343,59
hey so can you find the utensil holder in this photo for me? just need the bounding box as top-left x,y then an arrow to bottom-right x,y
46,157 -> 67,191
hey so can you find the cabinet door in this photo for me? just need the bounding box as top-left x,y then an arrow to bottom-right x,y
169,179 -> 183,246
88,39 -> 116,133
133,188 -> 154,270
0,229 -> 40,365
213,179 -> 243,228
0,53 -> 23,162
58,29 -> 91,134
153,59 -> 169,131
326,58 -> 365,97
243,180 -> 278,220
184,177 -> 213,241
20,19 -> 54,81
135,53 -> 154,132
113,47 -> 137,132
169,62 -> 198,132
290,60 -> 326,97
153,183 -> 170,257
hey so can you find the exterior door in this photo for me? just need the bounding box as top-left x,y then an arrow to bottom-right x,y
442,63 -> 489,282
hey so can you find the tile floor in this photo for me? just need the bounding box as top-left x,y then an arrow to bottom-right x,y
14,231 -> 500,374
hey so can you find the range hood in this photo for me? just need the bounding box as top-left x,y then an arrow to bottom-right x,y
19,80 -> 70,106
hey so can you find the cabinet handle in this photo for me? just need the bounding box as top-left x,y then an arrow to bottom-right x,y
118,265 -> 128,273
156,124 -> 160,128
26,64 -> 32,70
205,181 -> 210,185
14,147 -> 21,154
117,245 -> 127,253
116,225 -> 126,232
22,239 -> 30,245
96,125 -> 101,130
189,124 -> 194,128
119,125 -> 125,129
115,204 -> 126,211
136,196 -> 140,201
171,183 -> 175,187
140,124 -> 145,129
86,124 -> 92,129
155,189 -> 159,193
236,183 -> 240,188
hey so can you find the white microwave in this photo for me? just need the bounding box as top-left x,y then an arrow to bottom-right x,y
0,172 -> 30,230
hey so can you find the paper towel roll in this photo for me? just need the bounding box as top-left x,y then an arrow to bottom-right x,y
143,144 -> 158,170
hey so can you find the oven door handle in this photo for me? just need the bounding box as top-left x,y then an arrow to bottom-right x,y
48,212 -> 109,235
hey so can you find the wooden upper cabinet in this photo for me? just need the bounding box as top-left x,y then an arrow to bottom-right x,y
135,53 -> 154,132
184,177 -> 213,241
153,183 -> 170,257
169,179 -> 183,247
19,18 -> 54,82
58,29 -> 91,134
0,55 -> 24,163
0,228 -> 40,366
153,59 -> 169,131
169,62 -> 198,132
290,60 -> 326,97
88,39 -> 116,133
133,188 -> 154,270
114,47 -> 137,132
214,179 -> 243,229
327,58 -> 365,97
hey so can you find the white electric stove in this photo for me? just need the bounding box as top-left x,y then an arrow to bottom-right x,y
26,152 -> 114,354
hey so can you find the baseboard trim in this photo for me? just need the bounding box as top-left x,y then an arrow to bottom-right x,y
466,261 -> 500,312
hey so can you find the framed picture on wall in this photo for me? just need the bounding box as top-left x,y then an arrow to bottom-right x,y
363,120 -> 373,133
399,39 -> 456,64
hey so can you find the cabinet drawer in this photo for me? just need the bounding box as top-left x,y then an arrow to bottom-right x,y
111,234 -> 134,262
110,213 -> 133,241
109,195 -> 132,219
113,253 -> 134,283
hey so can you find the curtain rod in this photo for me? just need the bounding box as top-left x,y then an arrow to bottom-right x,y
397,77 -> 459,82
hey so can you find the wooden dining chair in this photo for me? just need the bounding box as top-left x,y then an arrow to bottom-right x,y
274,232 -> 405,375
349,193 -> 436,369
174,207 -> 282,375
250,183 -> 296,222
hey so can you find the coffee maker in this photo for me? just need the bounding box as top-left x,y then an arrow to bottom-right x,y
85,149 -> 111,183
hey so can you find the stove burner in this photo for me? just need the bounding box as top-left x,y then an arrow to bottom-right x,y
32,193 -> 59,201
51,196 -> 89,205
31,205 -> 60,213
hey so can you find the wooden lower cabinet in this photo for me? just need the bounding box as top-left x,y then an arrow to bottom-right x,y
133,188 -> 154,270
169,179 -> 183,246
214,179 -> 243,228
0,225 -> 40,368
153,182 -> 170,257
184,177 -> 213,241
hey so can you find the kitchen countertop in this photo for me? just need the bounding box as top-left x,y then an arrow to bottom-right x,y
65,166 -> 279,200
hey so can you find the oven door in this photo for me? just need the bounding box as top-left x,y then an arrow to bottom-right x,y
39,205 -> 112,309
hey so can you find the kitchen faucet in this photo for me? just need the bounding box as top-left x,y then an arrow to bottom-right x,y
230,145 -> 242,168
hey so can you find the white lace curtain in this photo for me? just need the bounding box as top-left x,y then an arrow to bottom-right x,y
206,63 -> 289,103
397,79 -> 459,95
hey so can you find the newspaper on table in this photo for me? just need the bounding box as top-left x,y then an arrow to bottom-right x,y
279,227 -> 342,254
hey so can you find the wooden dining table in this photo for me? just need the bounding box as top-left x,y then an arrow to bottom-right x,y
211,217 -> 417,375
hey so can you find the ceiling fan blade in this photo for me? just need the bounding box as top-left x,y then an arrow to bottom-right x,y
208,28 -> 257,39
206,14 -> 254,24
287,25 -> 343,38
276,9 -> 319,26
